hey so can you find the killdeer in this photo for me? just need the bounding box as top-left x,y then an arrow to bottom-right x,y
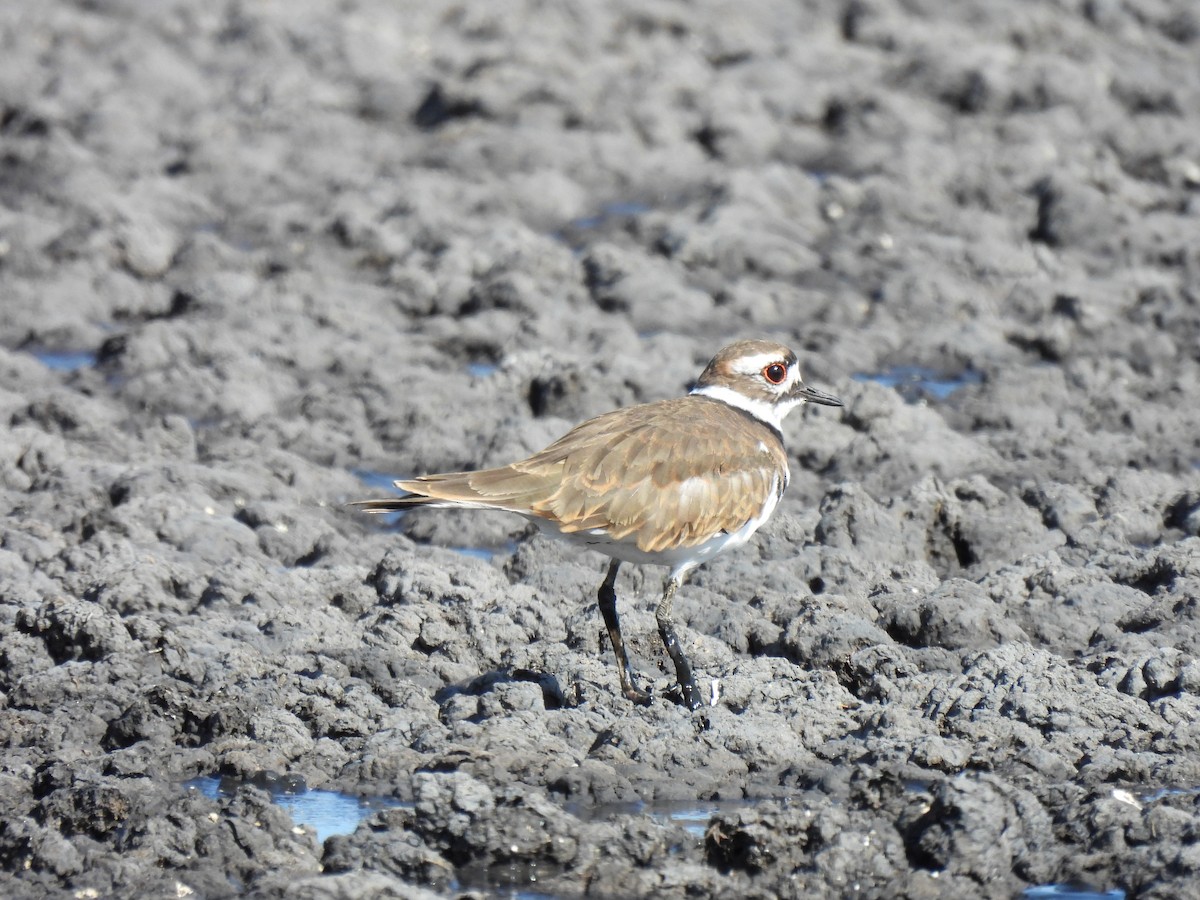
355,340 -> 843,710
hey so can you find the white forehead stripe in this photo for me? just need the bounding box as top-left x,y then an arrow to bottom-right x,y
730,351 -> 787,376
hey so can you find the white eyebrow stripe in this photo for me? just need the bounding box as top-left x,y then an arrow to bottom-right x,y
729,352 -> 785,375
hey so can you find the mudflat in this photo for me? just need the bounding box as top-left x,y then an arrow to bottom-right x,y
2,1 -> 1199,897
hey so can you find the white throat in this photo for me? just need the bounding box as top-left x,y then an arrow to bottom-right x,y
690,384 -> 796,433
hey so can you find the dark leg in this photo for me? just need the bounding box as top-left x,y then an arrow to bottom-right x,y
597,560 -> 650,705
656,576 -> 704,710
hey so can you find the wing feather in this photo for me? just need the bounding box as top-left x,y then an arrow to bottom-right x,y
361,396 -> 789,552
541,399 -> 787,551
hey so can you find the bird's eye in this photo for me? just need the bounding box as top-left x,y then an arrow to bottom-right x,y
763,363 -> 787,385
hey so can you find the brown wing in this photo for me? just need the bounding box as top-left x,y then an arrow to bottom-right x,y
535,400 -> 786,551
363,397 -> 788,553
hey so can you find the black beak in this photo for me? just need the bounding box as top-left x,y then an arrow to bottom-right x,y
793,383 -> 843,407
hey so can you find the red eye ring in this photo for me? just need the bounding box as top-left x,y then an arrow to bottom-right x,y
763,363 -> 787,384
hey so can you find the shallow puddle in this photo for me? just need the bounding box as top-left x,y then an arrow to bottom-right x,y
351,469 -> 408,494
447,541 -> 520,562
188,776 -> 741,846
1023,884 -> 1125,900
467,361 -> 499,378
568,798 -> 754,837
28,348 -> 98,372
1140,785 -> 1200,803
553,200 -> 651,248
567,201 -> 650,232
186,776 -> 406,843
853,365 -> 982,402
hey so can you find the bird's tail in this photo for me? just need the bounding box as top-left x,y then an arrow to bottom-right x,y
352,471 -> 544,514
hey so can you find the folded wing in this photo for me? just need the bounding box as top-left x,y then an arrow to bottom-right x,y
356,398 -> 788,554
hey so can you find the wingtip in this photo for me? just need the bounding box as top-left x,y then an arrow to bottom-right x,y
349,498 -> 413,513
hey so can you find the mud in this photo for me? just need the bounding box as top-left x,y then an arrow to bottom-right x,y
2,0 -> 1200,897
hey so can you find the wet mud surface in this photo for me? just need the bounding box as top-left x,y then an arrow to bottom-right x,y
2,1 -> 1200,897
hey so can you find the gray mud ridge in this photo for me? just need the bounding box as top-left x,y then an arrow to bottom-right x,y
2,0 -> 1200,898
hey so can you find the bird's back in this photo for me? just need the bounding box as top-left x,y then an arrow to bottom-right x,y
394,395 -> 789,554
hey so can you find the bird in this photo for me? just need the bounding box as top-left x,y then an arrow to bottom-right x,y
354,339 -> 843,710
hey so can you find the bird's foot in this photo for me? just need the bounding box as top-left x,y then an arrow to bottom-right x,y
622,683 -> 653,706
661,676 -> 706,711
